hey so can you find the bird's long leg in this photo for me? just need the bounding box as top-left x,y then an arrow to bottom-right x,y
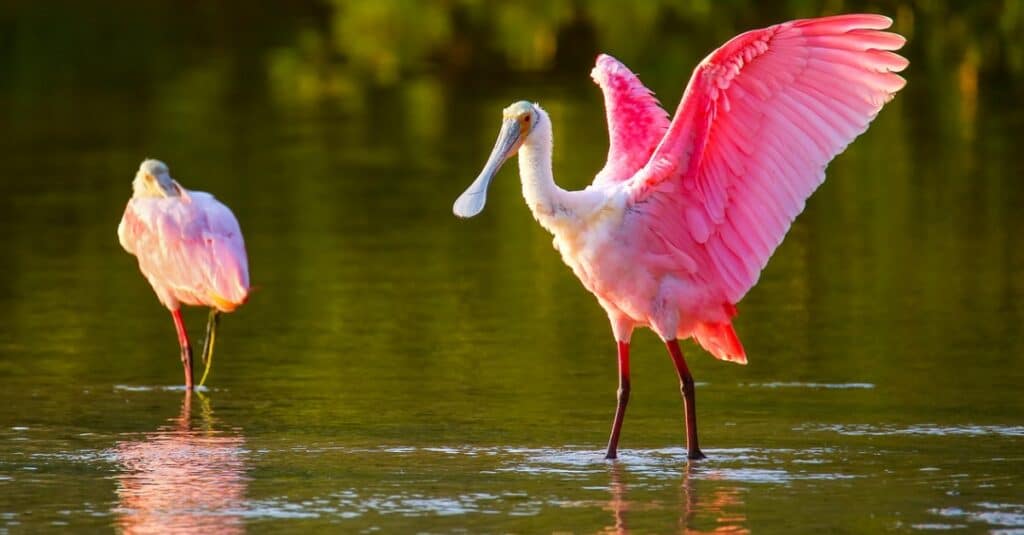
198,309 -> 220,387
666,340 -> 705,460
605,341 -> 631,460
171,309 -> 193,390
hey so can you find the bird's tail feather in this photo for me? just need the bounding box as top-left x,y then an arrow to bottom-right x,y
693,322 -> 747,364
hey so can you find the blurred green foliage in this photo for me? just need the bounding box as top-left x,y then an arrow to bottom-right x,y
277,0 -> 1024,100
2,1 -> 1022,103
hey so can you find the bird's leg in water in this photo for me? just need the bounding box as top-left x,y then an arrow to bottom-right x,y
605,341 -> 631,460
666,340 -> 705,460
171,309 -> 193,390
198,309 -> 220,387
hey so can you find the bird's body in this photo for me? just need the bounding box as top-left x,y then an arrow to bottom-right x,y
119,159 -> 249,389
454,14 -> 907,459
119,190 -> 249,313
529,173 -> 740,360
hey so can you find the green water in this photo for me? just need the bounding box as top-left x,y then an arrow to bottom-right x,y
2,3 -> 1023,533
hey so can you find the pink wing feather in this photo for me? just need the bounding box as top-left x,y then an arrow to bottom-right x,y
119,191 -> 249,312
628,14 -> 907,303
591,54 -> 671,186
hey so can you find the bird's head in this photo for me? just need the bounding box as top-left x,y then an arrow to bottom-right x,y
453,100 -> 542,218
132,159 -> 182,198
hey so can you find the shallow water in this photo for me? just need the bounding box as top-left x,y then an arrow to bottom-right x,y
2,3 -> 1023,533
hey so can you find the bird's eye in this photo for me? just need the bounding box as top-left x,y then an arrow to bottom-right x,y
523,114 -> 531,123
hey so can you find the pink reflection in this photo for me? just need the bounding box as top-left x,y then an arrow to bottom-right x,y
602,464 -> 748,535
112,392 -> 247,534
601,464 -> 630,534
680,465 -> 749,535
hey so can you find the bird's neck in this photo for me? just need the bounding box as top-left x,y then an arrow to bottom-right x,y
131,177 -> 187,199
518,119 -> 571,228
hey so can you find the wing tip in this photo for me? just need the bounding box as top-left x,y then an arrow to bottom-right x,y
795,13 -> 894,30
591,53 -> 627,85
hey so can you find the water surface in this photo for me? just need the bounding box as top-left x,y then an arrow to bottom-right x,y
1,3 -> 1022,533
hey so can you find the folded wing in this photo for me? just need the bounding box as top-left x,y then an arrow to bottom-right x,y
119,192 -> 249,311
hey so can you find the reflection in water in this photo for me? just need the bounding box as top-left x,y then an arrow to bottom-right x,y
680,465 -> 748,534
112,392 -> 248,534
603,464 -> 628,534
603,463 -> 748,534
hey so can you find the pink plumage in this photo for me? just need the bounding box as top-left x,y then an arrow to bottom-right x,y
455,14 -> 907,459
591,54 -> 670,185
119,190 -> 249,312
608,13 -> 907,363
118,159 -> 249,389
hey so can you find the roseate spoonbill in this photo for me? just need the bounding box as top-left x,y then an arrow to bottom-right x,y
453,14 -> 907,460
118,159 -> 249,389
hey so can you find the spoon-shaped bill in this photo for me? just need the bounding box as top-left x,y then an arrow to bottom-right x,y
453,119 -> 523,218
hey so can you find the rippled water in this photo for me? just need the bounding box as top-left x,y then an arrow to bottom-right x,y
2,3 -> 1023,533
5,392 -> 1022,532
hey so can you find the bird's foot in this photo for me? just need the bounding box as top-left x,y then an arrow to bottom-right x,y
687,448 -> 707,461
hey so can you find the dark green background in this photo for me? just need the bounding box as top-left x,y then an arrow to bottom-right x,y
1,1 -> 1022,532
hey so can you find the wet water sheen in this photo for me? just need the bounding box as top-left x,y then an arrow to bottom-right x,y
2,3 -> 1023,533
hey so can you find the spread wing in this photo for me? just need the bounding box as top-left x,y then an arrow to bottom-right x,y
626,14 -> 907,303
119,191 -> 249,310
590,54 -> 671,187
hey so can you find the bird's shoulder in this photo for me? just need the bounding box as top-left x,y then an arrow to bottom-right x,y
184,190 -> 244,241
121,192 -> 235,242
